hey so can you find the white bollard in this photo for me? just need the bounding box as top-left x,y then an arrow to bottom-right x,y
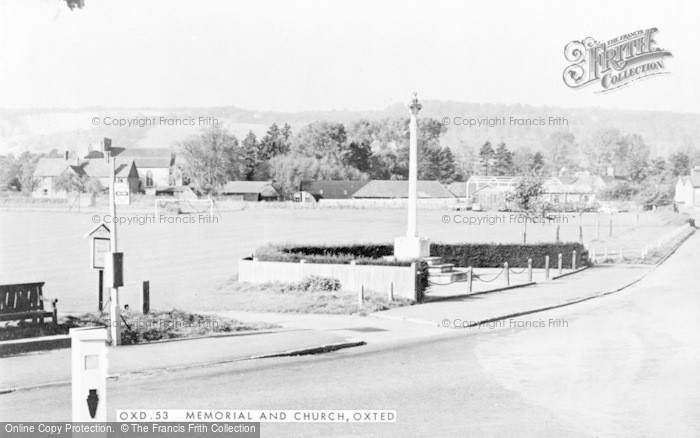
71,327 -> 108,422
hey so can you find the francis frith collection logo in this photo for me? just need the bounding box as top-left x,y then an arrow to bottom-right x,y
563,28 -> 672,92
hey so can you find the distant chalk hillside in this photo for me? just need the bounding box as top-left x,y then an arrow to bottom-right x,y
1,101 -> 698,156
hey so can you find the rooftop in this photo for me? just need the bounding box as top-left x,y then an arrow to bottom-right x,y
300,180 -> 369,199
352,180 -> 455,199
222,181 -> 279,195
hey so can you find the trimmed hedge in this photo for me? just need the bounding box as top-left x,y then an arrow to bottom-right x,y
431,242 -> 588,268
253,243 -> 398,266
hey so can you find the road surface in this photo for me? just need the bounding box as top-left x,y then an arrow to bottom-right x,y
1,233 -> 698,437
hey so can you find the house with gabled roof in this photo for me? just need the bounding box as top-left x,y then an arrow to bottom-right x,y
675,166 -> 700,208
32,153 -> 139,198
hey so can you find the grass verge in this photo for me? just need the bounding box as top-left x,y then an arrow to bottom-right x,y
218,275 -> 414,316
0,309 -> 277,344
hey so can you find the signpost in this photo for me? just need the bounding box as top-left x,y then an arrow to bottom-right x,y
103,137 -> 122,346
114,182 -> 131,206
85,223 -> 111,311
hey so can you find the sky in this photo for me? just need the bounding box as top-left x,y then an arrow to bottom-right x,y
1,0 -> 699,113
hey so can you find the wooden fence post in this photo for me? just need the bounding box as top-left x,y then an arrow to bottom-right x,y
388,283 -> 394,302
359,285 -> 364,307
609,217 -> 613,237
527,258 -> 533,282
142,280 -> 150,315
467,267 -> 473,294
556,225 -> 560,243
545,255 -> 550,279
504,262 -> 510,286
572,251 -> 577,270
558,253 -> 563,275
578,214 -> 583,243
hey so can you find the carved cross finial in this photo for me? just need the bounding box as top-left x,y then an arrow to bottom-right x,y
408,92 -> 422,115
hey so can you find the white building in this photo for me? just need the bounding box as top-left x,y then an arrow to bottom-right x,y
116,148 -> 175,192
675,166 -> 700,209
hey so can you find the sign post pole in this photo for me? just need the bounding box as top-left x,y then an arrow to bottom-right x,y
104,138 -> 121,346
98,269 -> 103,312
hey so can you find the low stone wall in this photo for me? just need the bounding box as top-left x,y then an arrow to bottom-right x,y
238,258 -> 418,301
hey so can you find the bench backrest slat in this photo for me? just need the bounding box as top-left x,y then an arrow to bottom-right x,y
0,283 -> 46,314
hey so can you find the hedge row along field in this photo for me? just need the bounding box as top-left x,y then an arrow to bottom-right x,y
431,242 -> 588,268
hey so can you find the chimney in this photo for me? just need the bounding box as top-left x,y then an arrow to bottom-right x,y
607,166 -> 615,177
64,151 -> 69,161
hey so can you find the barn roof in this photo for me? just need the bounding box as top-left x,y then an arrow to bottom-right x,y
352,180 -> 455,199
300,180 -> 369,199
222,181 -> 279,196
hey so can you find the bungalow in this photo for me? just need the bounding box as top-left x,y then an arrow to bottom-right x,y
296,180 -> 370,202
221,181 -> 280,201
465,175 -> 598,209
675,166 -> 700,209
351,180 -> 455,199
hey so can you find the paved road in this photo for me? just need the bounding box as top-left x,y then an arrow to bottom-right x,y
2,234 -> 698,437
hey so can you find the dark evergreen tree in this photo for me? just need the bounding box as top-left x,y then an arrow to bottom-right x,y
477,141 -> 495,175
531,151 -> 545,173
240,131 -> 260,181
493,141 -> 514,175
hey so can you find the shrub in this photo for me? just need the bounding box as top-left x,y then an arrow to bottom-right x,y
298,276 -> 341,292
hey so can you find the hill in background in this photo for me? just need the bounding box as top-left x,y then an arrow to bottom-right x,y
1,101 -> 699,158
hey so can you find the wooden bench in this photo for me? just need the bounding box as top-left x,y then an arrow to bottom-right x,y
0,282 -> 58,324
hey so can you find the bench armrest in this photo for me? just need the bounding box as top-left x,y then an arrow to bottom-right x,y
39,295 -> 59,304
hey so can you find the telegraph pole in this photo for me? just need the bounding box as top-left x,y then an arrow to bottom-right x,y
104,138 -> 121,346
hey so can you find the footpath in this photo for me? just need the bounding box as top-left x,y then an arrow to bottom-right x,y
1,229 -> 692,393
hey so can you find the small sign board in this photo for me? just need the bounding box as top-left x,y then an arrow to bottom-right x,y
92,237 -> 110,269
85,223 -> 111,270
105,252 -> 124,288
114,182 -> 131,205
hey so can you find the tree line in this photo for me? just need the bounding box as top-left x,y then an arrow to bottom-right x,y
2,120 -> 697,207
177,118 -> 461,198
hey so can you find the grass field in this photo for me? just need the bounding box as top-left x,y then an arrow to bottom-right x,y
0,207 -> 689,314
